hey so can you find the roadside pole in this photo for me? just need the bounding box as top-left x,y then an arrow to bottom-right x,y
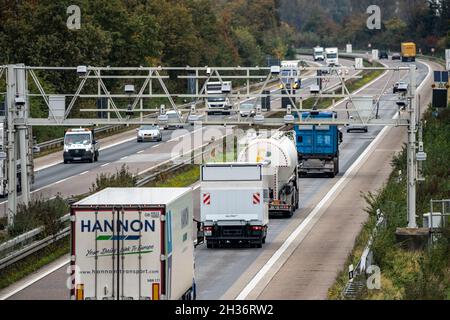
407,64 -> 417,228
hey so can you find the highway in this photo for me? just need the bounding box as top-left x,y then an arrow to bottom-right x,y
0,56 -> 437,300
0,55 -> 353,214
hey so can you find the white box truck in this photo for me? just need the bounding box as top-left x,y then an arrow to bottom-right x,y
313,47 -> 325,61
238,131 -> 299,218
200,163 -> 269,248
325,47 -> 339,67
70,187 -> 196,300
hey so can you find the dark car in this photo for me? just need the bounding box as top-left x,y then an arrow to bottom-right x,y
391,52 -> 401,60
379,50 -> 388,59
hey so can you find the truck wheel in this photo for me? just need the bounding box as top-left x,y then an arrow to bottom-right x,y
206,241 -> 213,249
262,236 -> 266,244
256,240 -> 263,248
94,152 -> 99,162
64,160 -> 68,164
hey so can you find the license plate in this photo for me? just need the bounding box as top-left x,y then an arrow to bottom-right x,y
204,230 -> 212,236
74,157 -> 81,161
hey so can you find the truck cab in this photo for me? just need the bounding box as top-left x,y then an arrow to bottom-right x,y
63,128 -> 99,163
205,81 -> 232,115
280,60 -> 301,90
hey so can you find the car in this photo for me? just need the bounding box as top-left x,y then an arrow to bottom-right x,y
391,52 -> 401,60
379,50 -> 388,59
136,125 -> 162,142
163,110 -> 184,130
393,81 -> 409,94
239,103 -> 256,117
346,116 -> 368,133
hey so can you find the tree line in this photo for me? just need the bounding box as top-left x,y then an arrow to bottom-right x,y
280,0 -> 450,54
0,0 -> 294,69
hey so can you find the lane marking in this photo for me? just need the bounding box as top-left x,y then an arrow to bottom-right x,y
235,58 -> 434,300
0,258 -> 70,300
78,171 -> 89,176
100,162 -> 110,167
120,156 -> 128,161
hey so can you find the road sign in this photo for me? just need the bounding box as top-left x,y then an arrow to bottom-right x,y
355,58 -> 363,69
372,49 -> 379,61
346,44 -> 352,53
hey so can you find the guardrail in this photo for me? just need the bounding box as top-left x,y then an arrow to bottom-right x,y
342,209 -> 385,299
0,214 -> 70,270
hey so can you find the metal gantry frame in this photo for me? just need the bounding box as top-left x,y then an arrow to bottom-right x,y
0,62 -> 421,229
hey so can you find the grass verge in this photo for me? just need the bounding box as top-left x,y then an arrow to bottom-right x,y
328,107 -> 450,300
0,237 -> 69,291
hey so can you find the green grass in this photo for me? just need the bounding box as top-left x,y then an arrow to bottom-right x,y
328,107 -> 450,300
0,238 -> 69,290
145,165 -> 200,188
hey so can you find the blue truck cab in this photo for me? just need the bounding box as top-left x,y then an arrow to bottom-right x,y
294,111 -> 342,177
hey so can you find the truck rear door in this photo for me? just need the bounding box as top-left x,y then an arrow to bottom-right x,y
72,207 -> 164,300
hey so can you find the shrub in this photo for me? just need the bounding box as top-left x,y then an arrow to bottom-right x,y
8,195 -> 69,238
90,164 -> 137,193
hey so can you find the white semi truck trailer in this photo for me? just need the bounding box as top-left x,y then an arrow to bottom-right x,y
238,131 -> 299,218
200,163 -> 269,248
70,187 -> 196,300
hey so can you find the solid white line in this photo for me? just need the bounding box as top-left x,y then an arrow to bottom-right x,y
54,178 -> 68,184
137,150 -> 145,153
0,258 -> 70,300
101,162 -> 110,167
78,171 -> 89,176
236,119 -> 392,300
235,59 -> 434,300
120,156 -> 128,160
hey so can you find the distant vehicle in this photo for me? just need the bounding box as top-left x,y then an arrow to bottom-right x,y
163,110 -> 184,130
63,128 -> 99,164
239,103 -> 256,117
346,116 -> 368,133
200,163 -> 269,248
295,112 -> 343,177
391,52 -> 401,60
401,42 -> 416,62
205,81 -> 232,115
393,81 -> 409,94
70,187 -> 196,300
313,46 -> 325,61
325,47 -> 339,67
280,60 -> 301,90
136,125 -> 162,142
238,131 -> 299,217
379,50 -> 389,59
